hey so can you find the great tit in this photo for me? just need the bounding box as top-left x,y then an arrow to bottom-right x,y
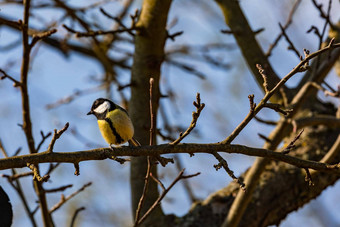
87,98 -> 140,147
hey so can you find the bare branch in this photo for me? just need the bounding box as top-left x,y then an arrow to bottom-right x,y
47,122 -> 69,153
281,129 -> 304,154
212,151 -> 246,191
258,133 -> 272,143
63,24 -> 138,37
254,116 -> 277,125
222,40 -> 340,145
0,139 -> 37,226
70,207 -> 86,227
2,172 -> 33,181
311,0 -> 336,30
136,169 -> 200,226
263,103 -> 293,116
279,23 -> 301,58
46,85 -> 106,110
266,0 -> 301,56
310,82 -> 340,98
150,173 -> 166,191
170,93 -> 205,145
0,69 -> 22,87
304,168 -> 314,186
1,143 -> 339,173
173,155 -> 198,202
167,30 -> 184,41
30,28 -> 57,49
74,163 -> 80,176
36,131 -> 52,153
149,78 -> 155,146
134,157 -> 152,226
27,163 -> 49,182
45,184 -> 73,193
49,182 -> 92,213
256,64 -> 269,93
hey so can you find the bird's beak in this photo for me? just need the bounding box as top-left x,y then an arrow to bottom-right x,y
87,110 -> 93,115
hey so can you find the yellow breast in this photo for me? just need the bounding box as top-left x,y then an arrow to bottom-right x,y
97,109 -> 134,145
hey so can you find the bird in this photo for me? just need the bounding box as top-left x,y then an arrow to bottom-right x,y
87,98 -> 140,147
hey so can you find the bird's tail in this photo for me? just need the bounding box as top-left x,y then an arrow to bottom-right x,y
129,137 -> 141,146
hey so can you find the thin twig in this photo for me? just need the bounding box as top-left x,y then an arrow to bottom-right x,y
254,116 -> 277,125
46,85 -> 106,109
134,157 -> 152,226
47,122 -> 69,153
108,156 -> 130,164
45,184 -> 73,193
27,163 -> 50,182
311,0 -> 336,30
166,59 -> 207,79
136,169 -> 200,226
256,64 -> 269,93
0,68 -> 22,87
30,28 -> 57,49
0,139 -> 37,226
99,6 -> 136,36
279,23 -> 301,58
310,82 -> 340,98
149,173 -> 166,191
49,182 -> 92,213
212,151 -> 246,191
2,172 -> 33,181
266,0 -> 301,56
263,103 -> 293,116
149,78 -> 155,146
63,24 -> 138,37
304,168 -> 314,186
12,147 -> 22,157
170,93 -> 205,145
173,155 -> 198,202
248,94 -> 256,113
281,129 -> 304,154
258,133 -> 272,143
45,163 -> 60,176
70,207 -> 85,227
222,40 -> 340,145
74,163 -> 80,176
36,131 -> 52,153
134,78 -> 155,225
167,31 -> 184,41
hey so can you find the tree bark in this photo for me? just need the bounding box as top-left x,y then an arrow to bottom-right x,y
215,0 -> 289,102
129,0 -> 172,225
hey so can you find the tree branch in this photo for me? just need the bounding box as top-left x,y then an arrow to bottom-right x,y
170,93 -> 205,145
136,169 -> 200,226
0,143 -> 339,173
221,40 -> 340,145
49,182 -> 92,213
215,0 -> 289,101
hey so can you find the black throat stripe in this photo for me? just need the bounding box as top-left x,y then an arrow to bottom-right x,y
104,118 -> 124,144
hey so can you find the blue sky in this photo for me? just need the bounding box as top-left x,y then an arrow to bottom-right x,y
0,0 -> 340,226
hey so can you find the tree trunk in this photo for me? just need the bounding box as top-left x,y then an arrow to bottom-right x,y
129,0 -> 173,225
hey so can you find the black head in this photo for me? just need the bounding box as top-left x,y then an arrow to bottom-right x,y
87,98 -> 115,119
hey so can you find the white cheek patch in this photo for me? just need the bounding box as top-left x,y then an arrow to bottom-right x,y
94,101 -> 110,114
